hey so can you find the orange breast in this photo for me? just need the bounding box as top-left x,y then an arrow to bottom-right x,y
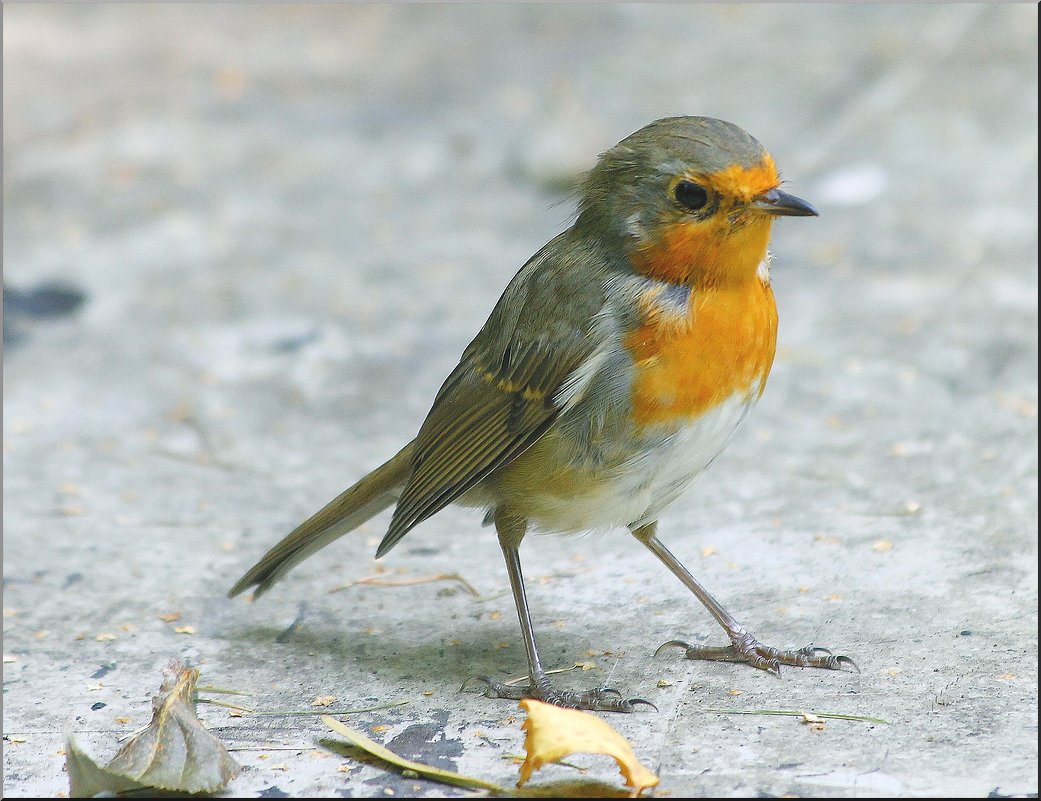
625,277 -> 778,428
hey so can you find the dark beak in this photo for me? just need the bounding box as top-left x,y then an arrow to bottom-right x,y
752,188 -> 819,217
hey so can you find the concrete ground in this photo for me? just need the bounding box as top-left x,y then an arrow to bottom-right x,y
3,4 -> 1037,798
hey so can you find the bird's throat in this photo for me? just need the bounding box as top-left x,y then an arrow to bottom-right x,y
632,215 -> 774,288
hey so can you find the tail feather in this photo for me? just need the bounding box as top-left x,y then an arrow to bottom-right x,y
228,441 -> 414,599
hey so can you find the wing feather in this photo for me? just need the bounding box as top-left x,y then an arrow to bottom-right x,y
375,233 -> 616,556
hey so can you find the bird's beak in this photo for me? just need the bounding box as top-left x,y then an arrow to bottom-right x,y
752,188 -> 819,217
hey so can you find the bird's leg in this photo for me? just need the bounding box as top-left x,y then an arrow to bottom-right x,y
462,509 -> 653,712
632,522 -> 857,675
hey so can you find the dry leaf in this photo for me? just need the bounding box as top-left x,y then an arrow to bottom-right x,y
104,662 -> 240,791
65,730 -> 149,798
517,699 -> 659,796
320,716 -> 506,793
67,661 -> 240,797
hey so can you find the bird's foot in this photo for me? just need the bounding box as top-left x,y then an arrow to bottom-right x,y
460,675 -> 656,713
656,632 -> 858,676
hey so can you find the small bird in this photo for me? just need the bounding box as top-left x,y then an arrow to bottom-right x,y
230,116 -> 855,712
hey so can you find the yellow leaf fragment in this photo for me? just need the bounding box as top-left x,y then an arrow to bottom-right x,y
801,711 -> 827,731
517,699 -> 659,796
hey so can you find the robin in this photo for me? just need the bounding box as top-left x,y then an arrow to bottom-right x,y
230,116 -> 855,712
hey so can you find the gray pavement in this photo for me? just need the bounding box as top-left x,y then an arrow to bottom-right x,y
3,4 -> 1037,798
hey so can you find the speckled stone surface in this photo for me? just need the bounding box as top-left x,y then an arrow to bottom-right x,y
4,4 -> 1037,797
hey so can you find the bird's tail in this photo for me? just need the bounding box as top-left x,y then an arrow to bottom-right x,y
228,441 -> 414,599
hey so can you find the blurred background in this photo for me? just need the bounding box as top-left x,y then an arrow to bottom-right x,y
4,4 -> 1037,798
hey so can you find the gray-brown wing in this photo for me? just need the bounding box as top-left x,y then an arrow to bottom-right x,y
375,233 -> 610,556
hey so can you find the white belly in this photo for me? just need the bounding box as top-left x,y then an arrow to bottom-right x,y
526,390 -> 759,534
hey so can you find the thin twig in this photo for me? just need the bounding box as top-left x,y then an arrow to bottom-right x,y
701,708 -> 887,724
328,572 -> 481,597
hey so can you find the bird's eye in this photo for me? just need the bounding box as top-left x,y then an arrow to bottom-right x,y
673,180 -> 709,212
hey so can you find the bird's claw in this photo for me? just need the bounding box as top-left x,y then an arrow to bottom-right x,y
460,674 -> 656,713
655,636 -> 858,674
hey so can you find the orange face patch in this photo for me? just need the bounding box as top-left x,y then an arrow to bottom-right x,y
634,215 -> 774,285
699,154 -> 779,203
633,157 -> 780,286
